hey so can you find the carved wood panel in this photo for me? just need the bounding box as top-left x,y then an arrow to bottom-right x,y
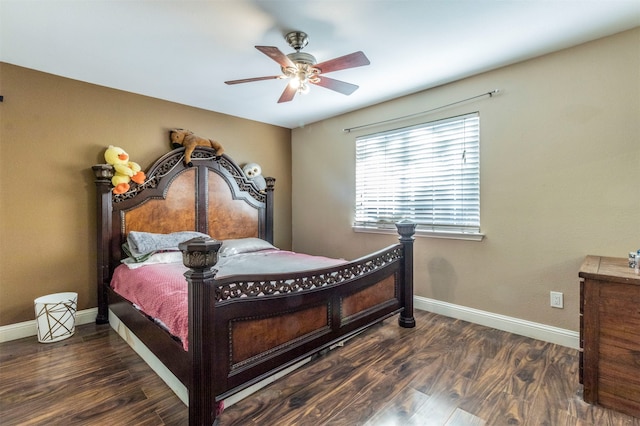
230,304 -> 330,368
123,169 -> 197,234
341,275 -> 396,322
207,171 -> 259,240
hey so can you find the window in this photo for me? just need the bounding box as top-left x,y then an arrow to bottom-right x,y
354,112 -> 481,239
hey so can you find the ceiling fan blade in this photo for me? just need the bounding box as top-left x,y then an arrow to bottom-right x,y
225,75 -> 283,85
314,51 -> 370,74
312,76 -> 359,96
277,84 -> 297,103
255,46 -> 295,69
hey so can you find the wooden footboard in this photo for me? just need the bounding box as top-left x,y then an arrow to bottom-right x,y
181,223 -> 415,426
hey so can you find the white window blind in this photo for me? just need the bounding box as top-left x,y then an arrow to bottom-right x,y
355,112 -> 480,236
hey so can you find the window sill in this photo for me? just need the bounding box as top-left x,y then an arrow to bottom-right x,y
353,226 -> 485,241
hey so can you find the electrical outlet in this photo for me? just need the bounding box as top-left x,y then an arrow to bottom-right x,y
550,291 -> 563,308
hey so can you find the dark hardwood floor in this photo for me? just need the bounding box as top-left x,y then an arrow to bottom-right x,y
1,310 -> 638,425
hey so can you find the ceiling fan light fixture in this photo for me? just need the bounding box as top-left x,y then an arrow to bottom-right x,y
289,75 -> 311,95
289,77 -> 301,90
284,64 -> 316,94
299,82 -> 311,95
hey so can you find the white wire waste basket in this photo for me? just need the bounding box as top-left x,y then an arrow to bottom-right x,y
34,292 -> 78,343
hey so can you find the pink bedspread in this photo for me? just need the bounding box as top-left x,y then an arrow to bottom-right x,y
111,250 -> 345,351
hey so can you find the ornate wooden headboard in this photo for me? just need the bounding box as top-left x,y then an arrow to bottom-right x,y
93,147 -> 275,323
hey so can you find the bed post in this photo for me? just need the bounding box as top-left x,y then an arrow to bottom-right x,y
92,164 -> 114,324
396,220 -> 416,328
264,177 -> 276,244
180,237 -> 223,426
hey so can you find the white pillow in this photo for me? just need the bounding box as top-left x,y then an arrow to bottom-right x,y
219,238 -> 277,257
122,251 -> 183,269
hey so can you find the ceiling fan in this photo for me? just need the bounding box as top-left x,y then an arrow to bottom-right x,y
224,31 -> 370,103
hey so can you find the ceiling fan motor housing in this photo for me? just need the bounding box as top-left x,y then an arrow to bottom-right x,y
286,51 -> 316,66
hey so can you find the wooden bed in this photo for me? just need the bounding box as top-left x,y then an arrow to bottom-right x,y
92,146 -> 416,426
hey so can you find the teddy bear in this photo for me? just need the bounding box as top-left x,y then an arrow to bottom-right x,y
104,145 -> 146,194
169,128 -> 225,167
242,162 -> 267,190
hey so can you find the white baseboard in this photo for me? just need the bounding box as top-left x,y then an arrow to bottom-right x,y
414,296 -> 579,349
1,299 -> 580,350
1,300 -> 580,350
0,308 -> 98,343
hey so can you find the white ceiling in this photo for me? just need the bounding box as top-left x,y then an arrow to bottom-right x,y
2,1 -> 639,129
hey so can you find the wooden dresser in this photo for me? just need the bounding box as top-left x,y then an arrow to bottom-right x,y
579,255 -> 640,418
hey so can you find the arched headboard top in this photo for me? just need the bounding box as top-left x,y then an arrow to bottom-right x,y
113,148 -> 269,208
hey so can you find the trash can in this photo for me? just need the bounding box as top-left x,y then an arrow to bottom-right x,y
34,292 -> 78,343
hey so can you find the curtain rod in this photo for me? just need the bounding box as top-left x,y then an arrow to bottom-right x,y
342,89 -> 499,133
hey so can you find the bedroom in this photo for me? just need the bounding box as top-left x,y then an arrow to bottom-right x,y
0,1 -> 639,425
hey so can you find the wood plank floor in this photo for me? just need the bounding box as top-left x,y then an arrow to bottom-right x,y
1,310 -> 639,425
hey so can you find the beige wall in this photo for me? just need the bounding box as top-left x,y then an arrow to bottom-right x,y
291,28 -> 640,332
0,64 -> 292,325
